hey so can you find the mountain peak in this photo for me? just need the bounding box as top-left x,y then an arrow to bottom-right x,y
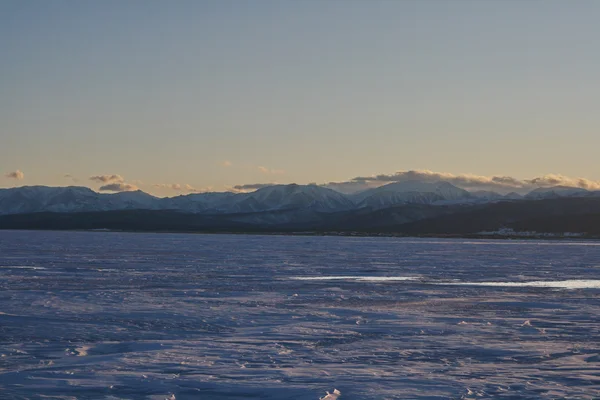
353,180 -> 472,209
525,186 -> 589,200
4,181 -> 583,217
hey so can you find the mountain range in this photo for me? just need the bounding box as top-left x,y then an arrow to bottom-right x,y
4,180 -> 597,215
1,181 -> 600,236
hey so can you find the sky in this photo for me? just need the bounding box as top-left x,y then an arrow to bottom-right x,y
1,0 -> 600,196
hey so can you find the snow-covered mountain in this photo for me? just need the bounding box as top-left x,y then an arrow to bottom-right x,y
524,186 -> 589,200
470,190 -> 528,202
0,184 -> 355,215
0,186 -> 162,214
162,184 -> 354,214
470,190 -> 504,201
100,190 -> 160,210
0,186 -> 99,214
353,181 -> 473,209
504,192 -> 524,200
227,184 -> 355,213
161,192 -> 237,213
1,182 -> 597,216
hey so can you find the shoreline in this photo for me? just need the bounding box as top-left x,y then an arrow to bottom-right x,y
1,227 -> 598,241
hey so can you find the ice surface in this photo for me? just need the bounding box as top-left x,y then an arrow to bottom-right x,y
292,276 -> 417,281
1,231 -> 600,399
441,279 -> 600,289
294,277 -> 600,289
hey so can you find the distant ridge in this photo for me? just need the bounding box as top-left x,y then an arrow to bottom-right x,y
2,195 -> 600,237
0,184 -> 600,236
0,183 -> 597,221
524,186 -> 590,200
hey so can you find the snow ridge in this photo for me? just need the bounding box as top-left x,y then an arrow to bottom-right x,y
0,182 -> 597,216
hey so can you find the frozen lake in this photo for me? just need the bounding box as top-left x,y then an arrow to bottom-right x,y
1,230 -> 600,399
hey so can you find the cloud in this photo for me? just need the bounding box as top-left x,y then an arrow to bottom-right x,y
221,160 -> 232,167
258,166 -> 285,175
323,180 -> 375,194
153,183 -> 183,191
183,184 -> 215,193
152,183 -> 210,193
99,183 -> 139,192
323,170 -> 600,194
90,174 -> 124,183
64,174 -> 78,183
4,170 -> 24,180
232,183 -> 274,192
523,174 -> 600,190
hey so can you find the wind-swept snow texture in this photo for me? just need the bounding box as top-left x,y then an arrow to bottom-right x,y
1,231 -> 600,399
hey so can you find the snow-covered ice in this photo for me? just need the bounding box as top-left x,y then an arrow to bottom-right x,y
439,279 -> 600,289
1,231 -> 600,399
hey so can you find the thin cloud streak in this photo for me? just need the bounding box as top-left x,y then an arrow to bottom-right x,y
232,183 -> 274,192
64,174 -> 78,183
4,170 -> 24,180
152,183 -> 210,193
258,166 -> 285,175
99,183 -> 139,192
324,170 -> 600,194
90,174 -> 124,183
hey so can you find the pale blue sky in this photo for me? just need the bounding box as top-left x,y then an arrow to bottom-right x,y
1,0 -> 599,195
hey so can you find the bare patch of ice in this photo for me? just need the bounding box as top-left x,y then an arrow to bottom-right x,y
440,279 -> 600,289
460,241 -> 600,247
293,276 -> 417,282
294,277 -> 600,289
